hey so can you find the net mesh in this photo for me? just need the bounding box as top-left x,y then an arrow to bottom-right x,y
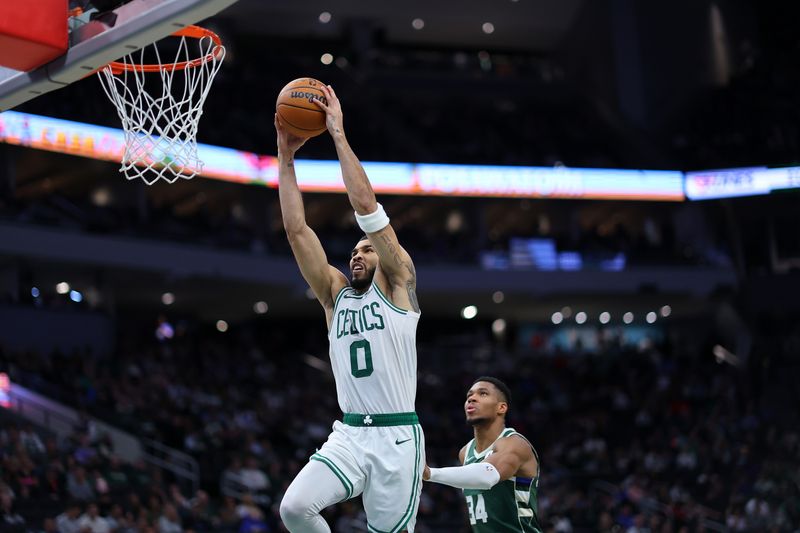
97,29 -> 225,185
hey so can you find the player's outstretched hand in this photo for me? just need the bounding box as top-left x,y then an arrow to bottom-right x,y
274,114 -> 307,156
311,85 -> 345,138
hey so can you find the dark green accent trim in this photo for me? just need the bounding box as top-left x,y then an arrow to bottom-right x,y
349,339 -> 374,378
392,424 -> 422,533
373,283 -> 409,314
342,412 -> 419,427
332,286 -> 349,312
310,453 -> 353,500
367,424 -> 421,533
343,285 -> 370,299
506,428 -> 541,482
473,428 -> 514,459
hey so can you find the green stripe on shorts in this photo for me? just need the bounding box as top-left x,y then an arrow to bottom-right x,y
367,424 -> 421,533
311,453 -> 353,500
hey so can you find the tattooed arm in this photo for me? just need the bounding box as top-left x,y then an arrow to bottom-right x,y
363,224 -> 420,313
312,85 -> 420,313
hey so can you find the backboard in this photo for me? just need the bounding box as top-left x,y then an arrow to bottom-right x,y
0,0 -> 238,111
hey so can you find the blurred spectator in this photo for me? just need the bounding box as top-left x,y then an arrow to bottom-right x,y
105,503 -> 129,532
78,502 -> 111,533
20,424 -> 46,457
42,467 -> 65,502
66,466 -> 95,501
55,501 -> 83,533
157,503 -> 182,533
240,456 -> 270,494
185,490 -> 215,531
218,496 -> 241,531
0,488 -> 25,528
36,517 -> 59,533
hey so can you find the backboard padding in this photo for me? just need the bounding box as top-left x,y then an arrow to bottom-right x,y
0,0 -> 237,111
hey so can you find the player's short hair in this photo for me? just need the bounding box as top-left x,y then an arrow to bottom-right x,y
351,235 -> 370,256
473,376 -> 512,408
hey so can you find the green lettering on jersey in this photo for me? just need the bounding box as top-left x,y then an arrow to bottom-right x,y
369,302 -> 385,330
335,302 -> 385,339
336,309 -> 347,339
360,307 -> 374,331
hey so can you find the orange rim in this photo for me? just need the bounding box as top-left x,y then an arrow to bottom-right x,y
107,25 -> 223,74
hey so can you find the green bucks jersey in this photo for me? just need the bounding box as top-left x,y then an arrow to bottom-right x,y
462,428 -> 542,533
328,283 -> 420,414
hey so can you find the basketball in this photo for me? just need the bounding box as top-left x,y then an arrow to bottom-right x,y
275,77 -> 328,138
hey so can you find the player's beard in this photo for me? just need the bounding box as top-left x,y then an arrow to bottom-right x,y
351,265 -> 376,291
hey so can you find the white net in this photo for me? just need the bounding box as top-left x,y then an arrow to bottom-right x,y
97,28 -> 225,185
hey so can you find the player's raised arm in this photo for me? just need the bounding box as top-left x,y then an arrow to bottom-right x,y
424,436 -> 536,490
312,85 -> 419,313
276,114 -> 347,320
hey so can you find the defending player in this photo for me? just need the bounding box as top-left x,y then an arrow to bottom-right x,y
424,377 -> 542,532
277,84 -> 424,533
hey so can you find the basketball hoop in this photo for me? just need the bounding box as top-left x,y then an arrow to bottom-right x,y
97,25 -> 225,185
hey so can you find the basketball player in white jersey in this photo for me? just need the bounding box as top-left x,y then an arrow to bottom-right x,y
276,84 -> 424,533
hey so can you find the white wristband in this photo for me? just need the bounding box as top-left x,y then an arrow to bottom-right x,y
427,463 -> 500,490
355,203 -> 390,233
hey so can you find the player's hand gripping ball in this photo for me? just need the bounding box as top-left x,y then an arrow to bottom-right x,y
275,77 -> 328,138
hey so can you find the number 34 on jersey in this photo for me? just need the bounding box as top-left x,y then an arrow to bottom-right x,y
466,494 -> 489,525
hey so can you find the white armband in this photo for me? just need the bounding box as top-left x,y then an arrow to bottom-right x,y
427,463 -> 501,490
355,203 -> 390,233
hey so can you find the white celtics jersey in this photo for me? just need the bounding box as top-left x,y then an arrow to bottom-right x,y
328,282 -> 420,414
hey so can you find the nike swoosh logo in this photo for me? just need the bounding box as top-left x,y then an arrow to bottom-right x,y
395,438 -> 412,445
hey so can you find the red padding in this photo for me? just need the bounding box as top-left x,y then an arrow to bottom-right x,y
0,0 -> 68,71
